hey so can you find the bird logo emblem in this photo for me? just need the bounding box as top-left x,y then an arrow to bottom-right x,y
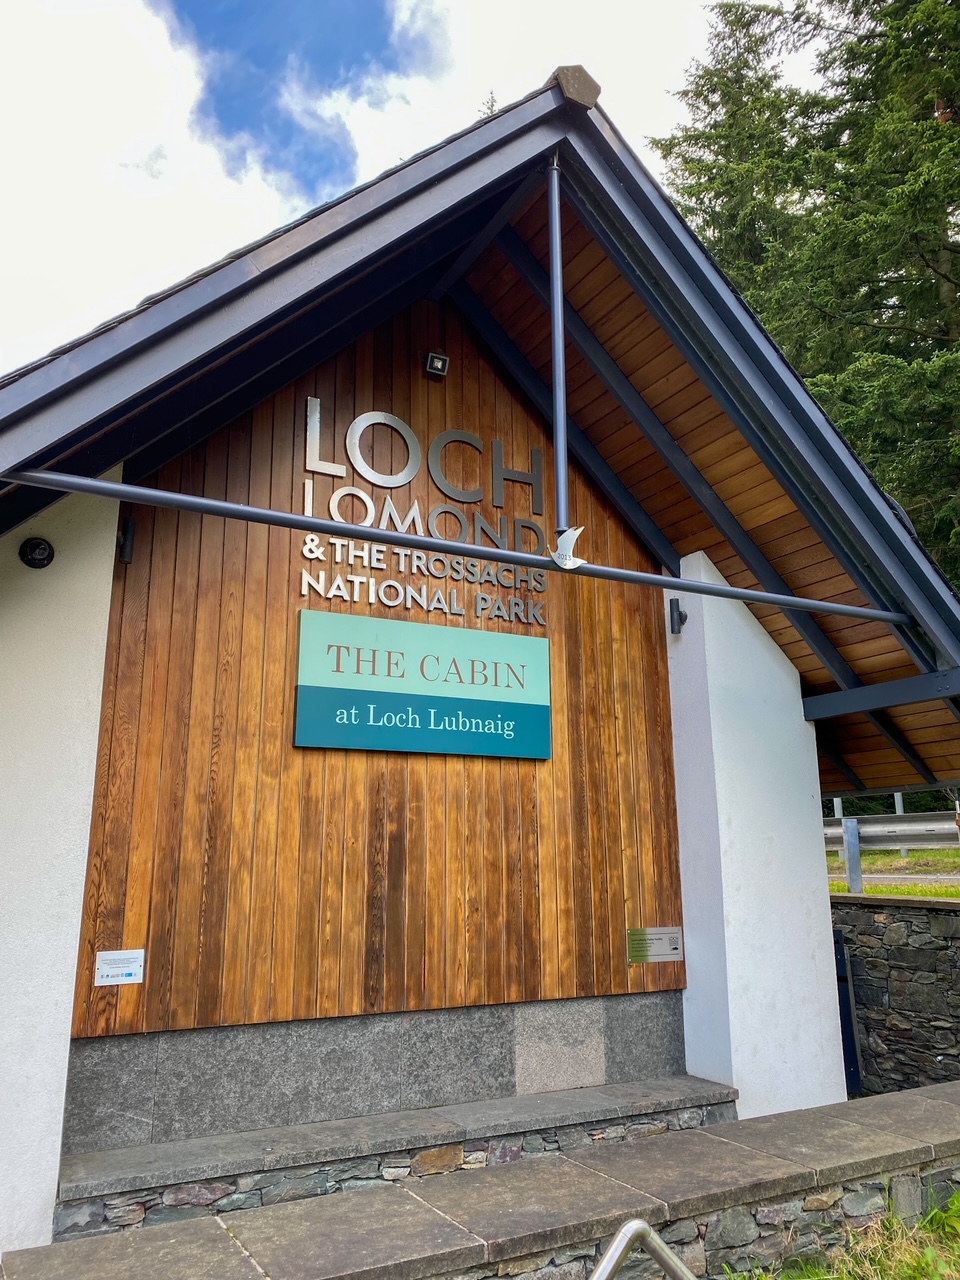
549,526 -> 587,570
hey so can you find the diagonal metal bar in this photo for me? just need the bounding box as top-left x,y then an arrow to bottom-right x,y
494,226 -> 936,784
449,282 -> 680,572
428,169 -> 544,301
4,464 -> 913,624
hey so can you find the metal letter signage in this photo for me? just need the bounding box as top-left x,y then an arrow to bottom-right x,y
295,612 -> 551,759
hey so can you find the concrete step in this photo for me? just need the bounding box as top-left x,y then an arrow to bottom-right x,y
55,1075 -> 737,1237
9,1083 -> 960,1280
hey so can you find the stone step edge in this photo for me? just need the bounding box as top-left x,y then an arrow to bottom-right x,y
59,1075 -> 737,1201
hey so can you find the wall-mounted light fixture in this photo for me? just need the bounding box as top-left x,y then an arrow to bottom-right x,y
18,536 -> 55,569
117,516 -> 136,564
425,351 -> 449,378
669,597 -> 688,634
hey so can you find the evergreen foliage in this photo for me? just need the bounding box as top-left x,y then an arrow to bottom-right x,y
653,0 -> 960,580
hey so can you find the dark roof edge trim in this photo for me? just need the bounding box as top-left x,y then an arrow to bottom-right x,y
0,126 -> 566,477
0,86 -> 570,429
570,109 -> 960,666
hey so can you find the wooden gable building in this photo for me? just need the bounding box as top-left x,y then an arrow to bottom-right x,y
3,65 -> 960,1255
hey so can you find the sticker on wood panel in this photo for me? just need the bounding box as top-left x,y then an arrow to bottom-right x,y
295,611 -> 551,759
94,949 -> 144,986
626,928 -> 684,964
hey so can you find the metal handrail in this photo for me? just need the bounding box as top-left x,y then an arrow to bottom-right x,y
593,1219 -> 699,1280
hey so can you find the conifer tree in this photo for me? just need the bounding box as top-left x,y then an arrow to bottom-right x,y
654,0 -> 960,581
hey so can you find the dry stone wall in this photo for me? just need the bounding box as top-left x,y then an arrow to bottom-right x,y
831,895 -> 960,1092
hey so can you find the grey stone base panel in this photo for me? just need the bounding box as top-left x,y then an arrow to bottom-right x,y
56,1077 -> 737,1240
14,1083 -> 960,1280
62,991 -> 684,1153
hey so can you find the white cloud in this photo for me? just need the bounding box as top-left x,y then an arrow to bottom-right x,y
0,0 -> 715,380
284,0 -> 713,186
0,0 -> 306,377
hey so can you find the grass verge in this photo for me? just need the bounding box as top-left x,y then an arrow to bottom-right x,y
825,848 -> 960,877
760,1194 -> 960,1279
830,881 -> 960,898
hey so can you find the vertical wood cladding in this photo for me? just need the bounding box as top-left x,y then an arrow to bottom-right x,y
72,301 -> 684,1036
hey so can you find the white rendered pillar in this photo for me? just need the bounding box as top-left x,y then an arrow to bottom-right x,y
0,484 -> 119,1255
666,552 -> 846,1117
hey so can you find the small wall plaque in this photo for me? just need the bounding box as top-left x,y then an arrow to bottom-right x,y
627,928 -> 683,964
95,949 -> 144,986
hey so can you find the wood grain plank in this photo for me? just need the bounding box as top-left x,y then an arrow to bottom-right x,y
169,431 -> 228,1029
220,407 -> 272,1026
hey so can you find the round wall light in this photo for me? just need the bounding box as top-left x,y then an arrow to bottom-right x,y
19,536 -> 55,569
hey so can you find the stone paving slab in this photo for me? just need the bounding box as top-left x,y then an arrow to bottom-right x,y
1,1216 -> 258,1280
712,1108 -> 934,1183
433,1087 -> 621,1139
566,1128 -> 813,1217
225,1182 -> 485,1280
919,1082 -> 960,1110
408,1153 -> 667,1261
595,1077 -> 737,1113
822,1094 -> 960,1160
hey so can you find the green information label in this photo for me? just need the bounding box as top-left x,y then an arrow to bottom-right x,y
295,611 -> 551,759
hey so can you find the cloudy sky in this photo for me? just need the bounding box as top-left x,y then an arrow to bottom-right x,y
0,0 -> 719,378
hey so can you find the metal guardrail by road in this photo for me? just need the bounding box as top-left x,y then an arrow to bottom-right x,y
824,811 -> 959,851
593,1219 -> 699,1280
825,811 -> 959,893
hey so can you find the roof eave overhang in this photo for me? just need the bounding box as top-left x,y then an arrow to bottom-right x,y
559,106 -> 960,674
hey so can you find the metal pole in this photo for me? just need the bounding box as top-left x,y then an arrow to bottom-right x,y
894,791 -> 909,860
593,1219 -> 699,1280
834,798 -> 846,867
547,152 -> 569,535
842,817 -> 863,893
3,468 -> 913,625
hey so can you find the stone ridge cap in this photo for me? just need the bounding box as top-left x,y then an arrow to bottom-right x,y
59,1075 -> 736,1201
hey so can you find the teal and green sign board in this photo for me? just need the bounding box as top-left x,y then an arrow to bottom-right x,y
295,611 -> 551,759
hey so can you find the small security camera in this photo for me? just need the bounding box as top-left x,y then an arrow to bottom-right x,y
19,536 -> 55,569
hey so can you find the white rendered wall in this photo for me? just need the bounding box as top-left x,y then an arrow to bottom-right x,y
667,552 -> 846,1118
0,484 -> 119,1255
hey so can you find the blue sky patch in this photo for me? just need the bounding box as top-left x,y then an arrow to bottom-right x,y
157,0 -> 442,198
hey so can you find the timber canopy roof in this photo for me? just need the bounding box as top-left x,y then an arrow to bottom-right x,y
2,64 -> 960,796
